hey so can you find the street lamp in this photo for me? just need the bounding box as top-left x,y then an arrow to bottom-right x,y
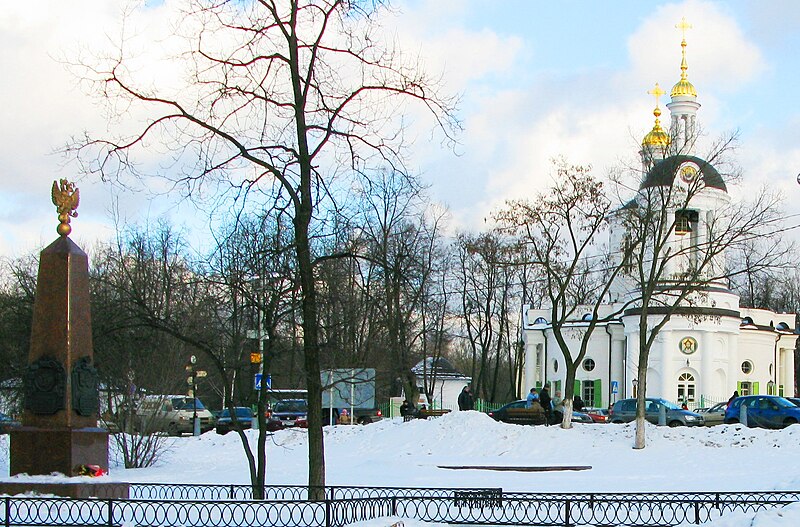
632,378 -> 638,399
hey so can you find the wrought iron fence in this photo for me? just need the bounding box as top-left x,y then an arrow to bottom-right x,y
1,487 -> 798,526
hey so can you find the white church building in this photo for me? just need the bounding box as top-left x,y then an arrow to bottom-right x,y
521,27 -> 797,410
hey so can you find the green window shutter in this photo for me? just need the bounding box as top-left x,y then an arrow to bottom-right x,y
536,381 -> 542,389
593,379 -> 602,407
779,385 -> 785,397
753,382 -> 759,395
573,380 -> 581,398
737,381 -> 742,393
555,380 -> 562,394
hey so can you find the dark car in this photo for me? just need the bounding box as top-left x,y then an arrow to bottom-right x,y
489,400 -> 593,425
489,400 -> 547,425
609,398 -> 704,427
266,399 -> 308,431
215,407 -> 254,435
0,412 -> 20,434
724,395 -> 800,429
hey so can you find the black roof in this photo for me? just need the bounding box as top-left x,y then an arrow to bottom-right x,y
640,155 -> 727,193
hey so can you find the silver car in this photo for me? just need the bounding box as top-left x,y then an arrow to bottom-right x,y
609,398 -> 705,427
696,401 -> 727,426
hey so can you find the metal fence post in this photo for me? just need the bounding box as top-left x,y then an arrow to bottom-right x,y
5,496 -> 10,527
694,501 -> 701,524
391,496 -> 397,516
107,499 -> 113,527
564,498 -> 571,527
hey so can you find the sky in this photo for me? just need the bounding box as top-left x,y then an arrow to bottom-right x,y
4,412 -> 800,526
2,0 -> 800,259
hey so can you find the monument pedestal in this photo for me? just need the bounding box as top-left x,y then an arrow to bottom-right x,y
9,427 -> 109,477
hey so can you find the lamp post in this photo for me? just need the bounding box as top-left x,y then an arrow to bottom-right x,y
186,355 -> 199,436
632,378 -> 638,399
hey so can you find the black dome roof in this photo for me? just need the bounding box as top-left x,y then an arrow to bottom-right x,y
640,155 -> 727,193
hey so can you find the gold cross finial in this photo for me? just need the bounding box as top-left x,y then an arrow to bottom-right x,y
676,17 -> 692,41
647,83 -> 665,107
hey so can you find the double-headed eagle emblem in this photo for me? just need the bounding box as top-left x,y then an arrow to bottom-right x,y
51,179 -> 80,236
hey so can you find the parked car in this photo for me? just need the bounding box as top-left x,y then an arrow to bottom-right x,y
724,395 -> 800,429
609,398 -> 704,427
696,401 -> 727,426
786,397 -> 800,407
266,399 -> 308,431
490,400 -> 593,425
0,412 -> 20,434
584,407 -> 610,423
489,400 -> 546,425
135,395 -> 216,436
322,407 -> 383,426
215,407 -> 254,435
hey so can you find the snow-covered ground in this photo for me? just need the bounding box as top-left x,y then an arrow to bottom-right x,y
3,411 -> 800,526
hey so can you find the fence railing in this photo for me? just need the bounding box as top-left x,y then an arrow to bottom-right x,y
2,486 -> 798,526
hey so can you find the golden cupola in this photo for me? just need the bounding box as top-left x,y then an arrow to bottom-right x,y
643,107 -> 670,147
671,18 -> 697,98
642,83 -> 670,148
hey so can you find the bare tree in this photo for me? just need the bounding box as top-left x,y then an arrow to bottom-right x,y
495,161 -> 634,428
68,0 -> 458,493
452,231 -> 522,403
615,143 -> 786,449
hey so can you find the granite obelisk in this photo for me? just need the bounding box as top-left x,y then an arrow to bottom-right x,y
9,179 -> 109,476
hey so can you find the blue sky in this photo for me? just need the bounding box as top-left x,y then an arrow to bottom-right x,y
1,0 -> 799,257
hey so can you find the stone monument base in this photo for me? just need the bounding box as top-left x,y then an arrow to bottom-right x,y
0,480 -> 129,499
9,427 -> 109,477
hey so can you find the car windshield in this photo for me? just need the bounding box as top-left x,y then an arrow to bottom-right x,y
773,397 -> 796,408
220,407 -> 253,418
172,398 -> 206,410
274,400 -> 307,412
655,399 -> 682,410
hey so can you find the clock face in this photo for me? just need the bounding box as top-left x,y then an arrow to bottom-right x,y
678,162 -> 699,184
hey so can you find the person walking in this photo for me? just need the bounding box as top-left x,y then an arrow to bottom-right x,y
726,390 -> 739,410
458,385 -> 474,411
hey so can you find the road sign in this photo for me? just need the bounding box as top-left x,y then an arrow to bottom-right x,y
255,373 -> 272,390
611,381 -> 619,394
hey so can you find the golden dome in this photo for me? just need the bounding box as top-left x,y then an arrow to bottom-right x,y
643,84 -> 670,148
670,78 -> 697,98
642,111 -> 670,147
671,19 -> 697,98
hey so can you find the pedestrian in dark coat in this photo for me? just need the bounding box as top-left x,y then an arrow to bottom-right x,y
400,399 -> 416,422
573,394 -> 585,412
539,385 -> 553,424
458,385 -> 474,411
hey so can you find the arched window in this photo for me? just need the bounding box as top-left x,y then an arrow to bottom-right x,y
677,372 -> 696,403
533,317 -> 548,325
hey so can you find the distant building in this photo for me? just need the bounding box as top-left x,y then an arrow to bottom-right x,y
521,26 -> 797,409
410,357 -> 471,410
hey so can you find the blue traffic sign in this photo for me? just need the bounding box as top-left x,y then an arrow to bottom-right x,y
255,373 -> 272,390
